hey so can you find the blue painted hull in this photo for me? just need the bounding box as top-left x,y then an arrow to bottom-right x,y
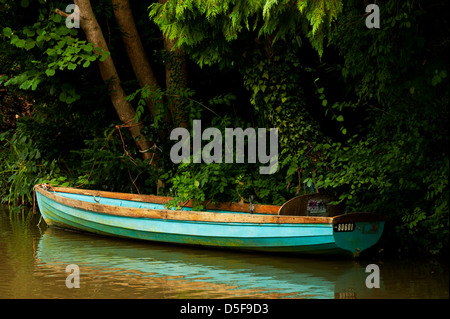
35,186 -> 385,256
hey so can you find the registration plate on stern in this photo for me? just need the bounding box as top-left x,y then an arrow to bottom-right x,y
333,222 -> 355,232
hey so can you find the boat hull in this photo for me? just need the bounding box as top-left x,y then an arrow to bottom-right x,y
35,186 -> 385,256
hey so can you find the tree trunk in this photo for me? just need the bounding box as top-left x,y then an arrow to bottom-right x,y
111,0 -> 164,120
74,0 -> 155,163
158,0 -> 188,129
164,37 -> 188,128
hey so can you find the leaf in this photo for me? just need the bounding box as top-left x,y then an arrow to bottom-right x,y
99,51 -> 111,62
336,115 -> 344,122
83,44 -> 94,52
25,41 -> 35,50
24,28 -> 35,37
59,91 -> 67,102
52,14 -> 63,23
20,0 -> 30,8
2,27 -> 12,37
19,80 -> 32,90
31,78 -> 40,90
45,69 -> 56,77
15,39 -> 26,48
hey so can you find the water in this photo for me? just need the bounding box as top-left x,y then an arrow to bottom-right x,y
0,205 -> 448,299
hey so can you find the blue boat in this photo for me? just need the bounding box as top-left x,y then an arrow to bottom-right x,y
34,185 -> 385,257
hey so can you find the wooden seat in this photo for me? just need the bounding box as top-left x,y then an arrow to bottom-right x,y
278,193 -> 345,217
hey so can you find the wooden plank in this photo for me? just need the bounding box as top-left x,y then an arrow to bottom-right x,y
37,187 -> 333,225
51,186 -> 172,204
51,186 -> 280,214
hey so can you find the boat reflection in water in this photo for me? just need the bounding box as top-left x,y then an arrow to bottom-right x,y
35,227 -> 384,299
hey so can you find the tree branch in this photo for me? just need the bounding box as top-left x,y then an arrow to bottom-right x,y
55,8 -> 69,18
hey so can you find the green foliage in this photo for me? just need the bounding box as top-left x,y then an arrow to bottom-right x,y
156,0 -> 449,255
125,84 -> 165,126
0,123 -> 68,207
160,115 -> 288,210
72,127 -> 160,194
149,0 -> 343,66
1,0 -> 448,257
314,0 -> 449,254
1,10 -> 106,104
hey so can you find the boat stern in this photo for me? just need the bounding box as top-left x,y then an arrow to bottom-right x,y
332,213 -> 385,256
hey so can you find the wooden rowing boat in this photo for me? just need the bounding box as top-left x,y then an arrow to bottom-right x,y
34,185 -> 385,257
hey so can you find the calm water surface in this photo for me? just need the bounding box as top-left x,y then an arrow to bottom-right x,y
0,206 -> 448,299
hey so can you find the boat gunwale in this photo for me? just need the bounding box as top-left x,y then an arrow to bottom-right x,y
35,186 -> 386,226
36,187 -> 333,225
48,186 -> 280,215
